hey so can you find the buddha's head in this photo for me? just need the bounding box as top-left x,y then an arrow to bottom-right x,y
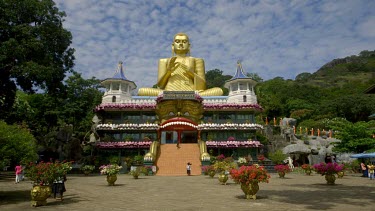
172,32 -> 190,56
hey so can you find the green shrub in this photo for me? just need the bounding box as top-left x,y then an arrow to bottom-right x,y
268,150 -> 287,165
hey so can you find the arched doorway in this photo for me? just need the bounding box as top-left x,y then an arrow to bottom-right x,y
159,117 -> 198,145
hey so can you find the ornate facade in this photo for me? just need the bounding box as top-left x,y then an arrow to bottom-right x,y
92,61 -> 264,175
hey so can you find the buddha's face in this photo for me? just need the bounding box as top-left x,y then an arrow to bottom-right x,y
173,35 -> 190,55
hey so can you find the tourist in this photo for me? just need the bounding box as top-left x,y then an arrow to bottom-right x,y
367,164 -> 375,180
186,162 -> 192,176
14,164 -> 22,184
361,162 -> 368,177
53,174 -> 66,201
331,155 -> 336,163
20,165 -> 25,181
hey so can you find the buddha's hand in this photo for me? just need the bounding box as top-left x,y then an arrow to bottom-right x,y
167,57 -> 179,72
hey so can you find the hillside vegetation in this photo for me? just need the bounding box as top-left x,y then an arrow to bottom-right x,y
254,50 -> 375,128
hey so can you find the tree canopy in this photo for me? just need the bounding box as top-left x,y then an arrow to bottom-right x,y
0,0 -> 75,118
328,119 -> 375,153
0,121 -> 38,167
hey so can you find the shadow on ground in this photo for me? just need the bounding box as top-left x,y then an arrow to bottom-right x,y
260,183 -> 372,210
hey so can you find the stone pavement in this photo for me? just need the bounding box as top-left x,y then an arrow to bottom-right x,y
1,172 -> 375,211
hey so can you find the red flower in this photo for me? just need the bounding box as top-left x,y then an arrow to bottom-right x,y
274,165 -> 291,173
230,165 -> 270,184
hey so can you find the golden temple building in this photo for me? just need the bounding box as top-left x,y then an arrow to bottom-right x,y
92,34 -> 264,176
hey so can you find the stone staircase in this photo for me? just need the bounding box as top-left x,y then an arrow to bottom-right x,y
0,171 -> 15,180
156,143 -> 201,176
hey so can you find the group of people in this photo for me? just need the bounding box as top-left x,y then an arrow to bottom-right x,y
361,162 -> 375,180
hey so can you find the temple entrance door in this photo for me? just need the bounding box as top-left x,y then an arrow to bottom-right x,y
181,131 -> 197,143
159,117 -> 199,145
160,131 -> 197,144
161,131 -> 178,144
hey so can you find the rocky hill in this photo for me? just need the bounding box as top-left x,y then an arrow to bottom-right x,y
296,50 -> 375,88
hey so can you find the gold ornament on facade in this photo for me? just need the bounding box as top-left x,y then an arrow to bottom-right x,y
156,99 -> 203,123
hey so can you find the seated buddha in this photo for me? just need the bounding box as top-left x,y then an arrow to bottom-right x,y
138,33 -> 223,96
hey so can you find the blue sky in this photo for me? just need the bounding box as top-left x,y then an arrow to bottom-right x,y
54,0 -> 375,90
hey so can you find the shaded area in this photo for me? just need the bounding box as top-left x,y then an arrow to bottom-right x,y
260,183 -> 373,210
0,190 -> 29,205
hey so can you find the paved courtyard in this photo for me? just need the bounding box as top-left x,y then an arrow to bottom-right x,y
1,172 -> 374,211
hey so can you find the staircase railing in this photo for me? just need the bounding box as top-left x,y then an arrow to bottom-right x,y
198,139 -> 210,161
144,140 -> 160,163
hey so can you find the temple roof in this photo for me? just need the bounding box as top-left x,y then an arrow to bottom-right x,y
227,61 -> 251,81
106,61 -> 129,80
102,61 -> 136,89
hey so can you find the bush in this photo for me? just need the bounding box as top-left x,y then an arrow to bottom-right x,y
133,155 -> 144,165
268,150 -> 287,164
345,160 -> 360,173
0,121 -> 38,166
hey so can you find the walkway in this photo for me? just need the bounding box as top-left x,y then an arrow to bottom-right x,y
1,172 -> 374,210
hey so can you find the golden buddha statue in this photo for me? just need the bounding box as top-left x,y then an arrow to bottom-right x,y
138,33 -> 223,96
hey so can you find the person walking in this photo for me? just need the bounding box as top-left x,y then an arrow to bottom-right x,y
53,174 -> 67,201
186,162 -> 192,176
15,164 -> 22,184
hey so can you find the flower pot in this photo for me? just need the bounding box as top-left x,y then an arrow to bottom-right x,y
305,170 -> 312,175
278,171 -> 286,178
337,171 -> 344,178
325,174 -> 336,185
133,175 -> 139,179
31,185 -> 52,207
218,173 -> 228,185
241,182 -> 259,200
84,171 -> 91,176
106,175 -> 117,186
208,170 -> 216,178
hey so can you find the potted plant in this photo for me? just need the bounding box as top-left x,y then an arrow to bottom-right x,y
202,165 -> 216,177
230,164 -> 270,200
237,157 -> 248,167
213,157 -> 237,185
268,150 -> 287,165
99,164 -> 122,185
274,164 -> 291,178
81,165 -> 95,175
301,164 -> 313,175
313,162 -> 344,185
133,155 -> 144,166
130,166 -> 147,179
25,161 -> 72,206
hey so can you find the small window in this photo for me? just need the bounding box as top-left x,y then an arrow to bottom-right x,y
239,83 -> 246,90
112,96 -> 116,102
112,83 -> 120,90
243,95 -> 247,102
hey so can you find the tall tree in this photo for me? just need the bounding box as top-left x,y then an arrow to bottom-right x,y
0,0 -> 75,119
205,69 -> 232,95
0,121 -> 38,166
246,72 -> 263,82
62,72 -> 103,136
328,119 -> 375,153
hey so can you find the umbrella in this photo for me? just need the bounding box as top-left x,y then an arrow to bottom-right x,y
350,153 -> 375,159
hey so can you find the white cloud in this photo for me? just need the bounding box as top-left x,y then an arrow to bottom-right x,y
54,0 -> 375,90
